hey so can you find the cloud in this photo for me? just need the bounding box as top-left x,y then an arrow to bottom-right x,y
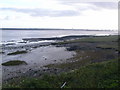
1,1 -> 117,18
90,2 -> 118,9
0,16 -> 10,20
4,16 -> 10,20
0,7 -> 80,17
0,0 -> 117,29
58,0 -> 118,9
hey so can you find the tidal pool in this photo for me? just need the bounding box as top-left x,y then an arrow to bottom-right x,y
2,45 -> 75,81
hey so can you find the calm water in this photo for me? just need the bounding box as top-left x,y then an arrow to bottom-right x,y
1,30 -> 118,43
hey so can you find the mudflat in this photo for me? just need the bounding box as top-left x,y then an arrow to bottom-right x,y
2,35 -> 119,88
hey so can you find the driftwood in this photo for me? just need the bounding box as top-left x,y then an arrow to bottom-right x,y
60,82 -> 66,88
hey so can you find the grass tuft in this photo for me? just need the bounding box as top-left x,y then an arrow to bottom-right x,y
2,60 -> 27,66
7,50 -> 28,55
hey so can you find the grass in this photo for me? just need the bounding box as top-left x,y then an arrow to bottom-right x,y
2,60 -> 27,66
7,50 -> 28,55
96,43 -> 118,51
77,35 -> 118,42
56,35 -> 118,44
53,35 -> 118,54
3,59 -> 119,88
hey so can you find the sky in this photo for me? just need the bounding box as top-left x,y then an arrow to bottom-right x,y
0,0 -> 118,30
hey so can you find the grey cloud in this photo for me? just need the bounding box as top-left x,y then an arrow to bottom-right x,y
58,0 -> 118,9
90,2 -> 118,9
0,8 -> 80,17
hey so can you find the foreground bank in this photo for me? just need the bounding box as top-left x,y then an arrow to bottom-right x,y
2,35 -> 119,88
3,59 -> 118,88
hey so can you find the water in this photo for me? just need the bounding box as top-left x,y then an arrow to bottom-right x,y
1,30 -> 118,44
2,46 -> 75,80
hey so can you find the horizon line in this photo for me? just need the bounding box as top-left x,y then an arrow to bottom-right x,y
0,28 -> 117,31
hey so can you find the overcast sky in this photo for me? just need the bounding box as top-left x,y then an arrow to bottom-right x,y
0,0 -> 118,30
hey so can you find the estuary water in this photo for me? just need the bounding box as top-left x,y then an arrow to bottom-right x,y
1,29 -> 118,45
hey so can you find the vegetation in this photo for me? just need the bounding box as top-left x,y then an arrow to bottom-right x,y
3,59 -> 119,88
96,44 -> 118,51
2,60 -> 27,66
7,50 -> 28,55
51,36 -> 118,70
56,35 -> 118,44
2,35 -> 119,88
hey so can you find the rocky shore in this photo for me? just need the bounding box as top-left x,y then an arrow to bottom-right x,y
22,35 -> 93,41
1,35 -> 119,88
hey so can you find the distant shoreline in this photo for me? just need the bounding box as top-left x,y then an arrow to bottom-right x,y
22,35 -> 117,42
0,28 -> 117,31
23,35 -> 93,41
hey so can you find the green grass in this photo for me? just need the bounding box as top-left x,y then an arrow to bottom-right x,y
7,50 -> 28,55
57,35 -> 118,44
2,60 -> 27,66
3,59 -> 119,88
78,35 -> 118,42
96,44 -> 118,50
